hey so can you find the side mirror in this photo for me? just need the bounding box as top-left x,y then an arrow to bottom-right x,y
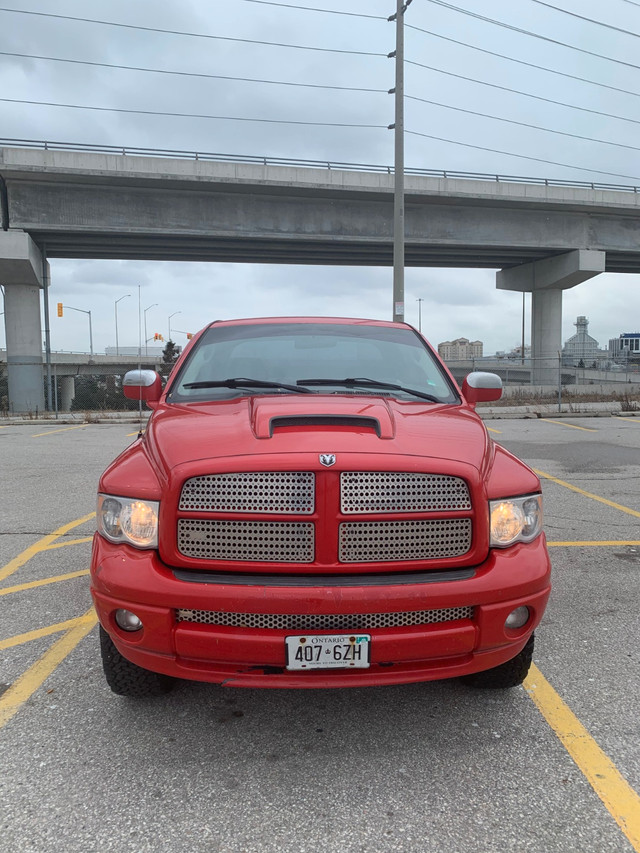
462,371 -> 502,405
123,370 -> 163,407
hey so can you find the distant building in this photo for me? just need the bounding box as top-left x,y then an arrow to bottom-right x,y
562,316 -> 602,365
609,332 -> 640,361
438,338 -> 483,360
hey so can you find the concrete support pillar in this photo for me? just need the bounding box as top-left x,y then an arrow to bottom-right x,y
59,375 -> 76,411
497,250 -> 605,385
0,231 -> 46,413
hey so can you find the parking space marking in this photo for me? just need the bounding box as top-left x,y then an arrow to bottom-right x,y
525,664 -> 640,851
534,469 -> 640,520
539,419 -> 598,432
0,512 -> 95,583
42,537 -> 93,551
548,541 -> 640,547
0,608 -> 97,730
486,426 -> 502,434
0,614 -> 91,651
31,425 -> 89,438
0,569 -> 90,598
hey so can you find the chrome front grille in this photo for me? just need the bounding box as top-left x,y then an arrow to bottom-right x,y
176,606 -> 474,630
179,472 -> 315,514
177,520 -> 315,562
341,472 -> 471,514
339,519 -> 472,563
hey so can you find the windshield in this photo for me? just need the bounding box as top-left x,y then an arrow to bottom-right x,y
167,322 -> 460,404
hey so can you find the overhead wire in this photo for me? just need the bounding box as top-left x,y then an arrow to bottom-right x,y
528,0 -> 640,37
0,7 -> 386,57
405,130 -> 640,182
237,0 -> 386,19
405,24 -> 640,99
406,59 -> 640,126
424,0 -> 640,71
0,51 -> 386,94
406,95 -> 640,150
0,97 -> 388,129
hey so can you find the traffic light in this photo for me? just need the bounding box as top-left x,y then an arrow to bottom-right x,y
57,302 -> 63,317
186,333 -> 193,340
154,333 -> 164,341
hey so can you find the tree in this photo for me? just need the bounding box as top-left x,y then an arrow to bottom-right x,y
160,340 -> 181,379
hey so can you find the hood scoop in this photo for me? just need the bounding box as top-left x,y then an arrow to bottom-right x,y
250,397 -> 395,439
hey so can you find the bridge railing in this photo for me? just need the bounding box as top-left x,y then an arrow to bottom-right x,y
2,137 -> 638,194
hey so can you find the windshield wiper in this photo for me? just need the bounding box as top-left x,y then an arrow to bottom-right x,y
296,377 -> 441,403
182,377 -> 313,394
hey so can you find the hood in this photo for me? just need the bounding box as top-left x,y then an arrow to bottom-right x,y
143,394 -> 492,475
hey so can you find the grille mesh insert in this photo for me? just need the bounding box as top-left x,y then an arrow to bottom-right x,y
175,606 -> 474,630
178,520 -> 315,562
339,519 -> 472,562
341,472 -> 471,514
179,472 -> 315,514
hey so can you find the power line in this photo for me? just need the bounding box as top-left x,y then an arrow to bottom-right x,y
238,0 -> 387,19
406,24 -> 640,99
424,0 -> 640,71
0,7 -> 386,57
406,95 -> 640,151
529,0 -> 640,37
0,51 -> 386,94
0,97 -> 388,129
406,129 -> 640,182
406,59 -> 640,126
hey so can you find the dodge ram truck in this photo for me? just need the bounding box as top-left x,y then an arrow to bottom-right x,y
90,317 -> 551,697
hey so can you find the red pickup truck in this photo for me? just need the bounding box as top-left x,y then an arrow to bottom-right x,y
90,317 -> 551,697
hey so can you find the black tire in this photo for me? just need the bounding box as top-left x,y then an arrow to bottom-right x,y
99,625 -> 175,697
460,633 -> 534,689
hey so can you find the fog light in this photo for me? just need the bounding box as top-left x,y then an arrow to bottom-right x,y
115,609 -> 143,632
505,606 -> 530,629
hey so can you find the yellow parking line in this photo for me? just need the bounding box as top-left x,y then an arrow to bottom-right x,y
526,664 -> 640,851
0,614 -> 90,650
42,537 -> 93,551
534,469 -> 640,520
486,427 -> 502,434
126,430 -> 144,437
0,569 -> 90,597
0,512 -> 96,583
539,419 -> 597,432
548,541 -> 640,547
0,609 -> 97,730
31,425 -> 88,438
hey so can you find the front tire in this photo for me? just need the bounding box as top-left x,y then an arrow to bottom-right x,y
99,625 -> 175,697
461,634 -> 534,689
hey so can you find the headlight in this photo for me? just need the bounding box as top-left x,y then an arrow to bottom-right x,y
489,494 -> 542,548
97,494 -> 159,549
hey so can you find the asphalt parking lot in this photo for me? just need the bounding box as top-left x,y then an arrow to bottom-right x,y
1,416 -> 639,853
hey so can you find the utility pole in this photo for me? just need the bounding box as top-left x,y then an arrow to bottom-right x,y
390,0 -> 412,324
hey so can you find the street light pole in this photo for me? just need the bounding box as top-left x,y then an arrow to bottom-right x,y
416,297 -> 423,332
390,0 -> 412,324
66,305 -> 94,356
144,303 -> 158,356
168,311 -> 181,342
114,293 -> 131,356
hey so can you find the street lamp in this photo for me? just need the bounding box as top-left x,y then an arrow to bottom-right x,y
416,297 -> 423,332
66,305 -> 93,356
168,311 -> 181,342
114,293 -> 131,356
144,303 -> 158,356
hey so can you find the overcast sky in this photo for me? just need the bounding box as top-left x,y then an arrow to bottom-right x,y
1,0 -> 639,355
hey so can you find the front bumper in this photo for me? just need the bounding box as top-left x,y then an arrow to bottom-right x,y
90,533 -> 551,688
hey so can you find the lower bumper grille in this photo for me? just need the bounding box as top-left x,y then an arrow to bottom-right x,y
175,606 -> 474,631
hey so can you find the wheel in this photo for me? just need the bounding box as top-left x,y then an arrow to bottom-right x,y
99,625 -> 175,697
461,634 -> 534,689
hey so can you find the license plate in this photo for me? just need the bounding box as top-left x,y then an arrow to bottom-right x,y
285,634 -> 370,670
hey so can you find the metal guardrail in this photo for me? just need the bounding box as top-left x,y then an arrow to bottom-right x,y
1,137 -> 639,194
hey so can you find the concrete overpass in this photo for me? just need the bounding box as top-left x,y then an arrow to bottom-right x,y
2,143 -> 639,411
0,350 -> 163,411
